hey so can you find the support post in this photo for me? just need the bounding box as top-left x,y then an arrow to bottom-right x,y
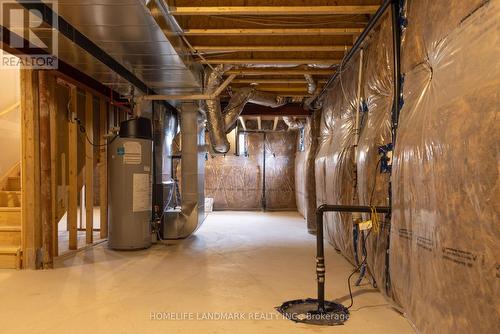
68,87 -> 78,250
39,71 -> 53,268
85,92 -> 94,244
49,73 -> 58,256
20,69 -> 42,269
99,98 -> 108,238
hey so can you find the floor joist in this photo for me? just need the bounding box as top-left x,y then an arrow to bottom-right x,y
195,45 -> 349,52
171,6 -> 379,16
184,28 -> 365,36
197,59 -> 339,65
225,68 -> 335,76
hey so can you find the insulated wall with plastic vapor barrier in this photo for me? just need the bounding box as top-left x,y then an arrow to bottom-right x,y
264,132 -> 297,210
356,12 -> 394,296
294,115 -> 319,233
205,132 -> 264,210
315,53 -> 361,263
390,0 -> 500,332
205,129 -> 297,211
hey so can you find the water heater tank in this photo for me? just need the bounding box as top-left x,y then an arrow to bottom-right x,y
108,117 -> 153,250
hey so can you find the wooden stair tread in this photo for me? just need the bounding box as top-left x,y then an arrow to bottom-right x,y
0,207 -> 21,212
0,225 -> 21,232
0,246 -> 19,254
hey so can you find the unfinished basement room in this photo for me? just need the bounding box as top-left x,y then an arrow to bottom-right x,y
0,0 -> 498,333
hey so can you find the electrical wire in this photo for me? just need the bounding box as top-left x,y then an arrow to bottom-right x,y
74,117 -> 118,147
211,15 -> 368,27
346,157 -> 383,310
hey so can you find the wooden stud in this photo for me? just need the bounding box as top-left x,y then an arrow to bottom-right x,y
20,70 -> 42,269
212,74 -> 237,97
195,45 -> 349,52
85,92 -> 94,244
99,98 -> 108,239
184,28 -> 364,36
68,87 -> 78,250
257,117 -> 262,131
239,117 -> 246,131
272,117 -> 279,131
48,73 -> 58,257
38,71 -> 53,268
171,6 -> 379,16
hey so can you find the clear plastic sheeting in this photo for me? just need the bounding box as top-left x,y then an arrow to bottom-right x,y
205,132 -> 263,210
295,115 -> 320,233
356,13 -> 393,296
264,132 -> 297,210
205,131 -> 297,210
315,52 -> 360,263
391,0 -> 500,333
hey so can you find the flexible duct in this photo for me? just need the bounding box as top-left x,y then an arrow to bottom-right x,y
283,116 -> 305,130
304,74 -> 317,95
204,64 -> 232,153
222,87 -> 254,131
204,64 -> 290,152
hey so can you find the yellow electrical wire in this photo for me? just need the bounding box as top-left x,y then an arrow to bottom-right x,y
370,206 -> 380,234
0,102 -> 20,117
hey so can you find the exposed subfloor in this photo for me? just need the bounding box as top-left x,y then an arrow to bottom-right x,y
0,211 -> 414,334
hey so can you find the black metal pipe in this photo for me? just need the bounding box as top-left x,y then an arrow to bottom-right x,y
312,0 -> 392,105
315,204 -> 391,311
391,0 -> 403,145
388,0 -> 403,296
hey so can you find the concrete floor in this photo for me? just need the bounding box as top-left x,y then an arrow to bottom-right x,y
0,211 -> 414,334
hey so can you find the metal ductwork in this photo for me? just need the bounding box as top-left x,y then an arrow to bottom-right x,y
204,66 -> 289,153
222,87 -> 288,131
204,65 -> 233,153
283,117 -> 305,130
222,87 -> 254,131
163,103 -> 205,239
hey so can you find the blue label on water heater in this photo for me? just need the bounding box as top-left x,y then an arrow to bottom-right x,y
117,147 -> 125,156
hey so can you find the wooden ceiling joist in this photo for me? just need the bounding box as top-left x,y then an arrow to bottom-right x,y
195,45 -> 349,52
253,86 -> 317,93
171,6 -> 379,16
273,117 -> 279,131
233,78 -> 328,84
226,68 -> 335,76
183,28 -> 365,36
197,59 -> 339,65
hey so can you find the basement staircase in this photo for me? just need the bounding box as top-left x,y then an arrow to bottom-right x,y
0,163 -> 21,269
